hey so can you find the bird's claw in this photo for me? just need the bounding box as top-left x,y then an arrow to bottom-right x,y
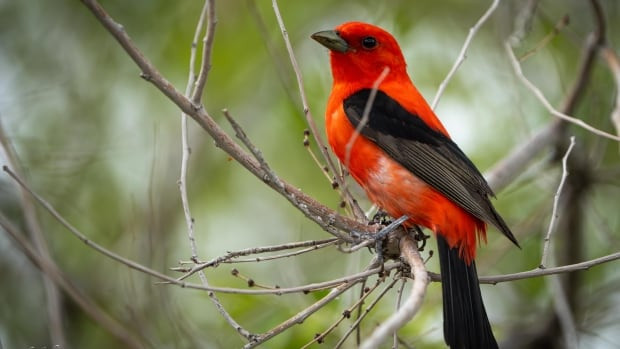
350,215 -> 409,269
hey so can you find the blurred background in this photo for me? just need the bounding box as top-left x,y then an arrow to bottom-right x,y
1,0 -> 619,348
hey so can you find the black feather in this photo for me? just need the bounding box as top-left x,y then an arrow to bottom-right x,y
343,89 -> 519,247
438,234 -> 498,349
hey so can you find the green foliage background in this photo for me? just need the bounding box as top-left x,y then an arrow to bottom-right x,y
1,0 -> 619,348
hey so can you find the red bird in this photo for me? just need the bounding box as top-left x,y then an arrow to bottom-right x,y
312,22 -> 519,348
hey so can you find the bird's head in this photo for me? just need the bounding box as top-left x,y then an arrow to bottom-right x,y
312,22 -> 407,85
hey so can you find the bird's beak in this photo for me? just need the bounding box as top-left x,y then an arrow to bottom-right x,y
311,30 -> 349,53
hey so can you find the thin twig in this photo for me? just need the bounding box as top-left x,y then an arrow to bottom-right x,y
190,0 -> 216,104
231,269 -> 280,290
344,67 -> 390,171
360,234 -> 429,349
509,0 -> 539,47
356,279 -> 367,346
175,238 -> 338,275
393,278 -> 408,348
223,109 -> 284,189
505,41 -> 620,142
335,277 -> 401,349
244,273 -> 364,348
303,129 -> 333,180
518,15 -> 569,62
271,0 -> 365,219
301,278 -> 385,348
540,136 -> 576,268
179,0 -> 207,266
431,0 -> 501,109
245,0 -> 298,105
341,239 -> 376,253
219,241 -> 338,263
478,251 -> 620,284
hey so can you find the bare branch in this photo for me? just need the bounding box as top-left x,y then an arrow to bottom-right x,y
505,41 -> 620,142
360,234 -> 429,349
479,251 -> 620,284
540,136 -> 576,268
431,0 -> 501,109
219,241 -> 338,264
244,273 -> 363,348
394,278 -> 408,348
3,163 -> 399,296
190,0 -> 216,104
6,159 -> 620,348
302,277 -> 388,348
335,277 -> 401,348
174,238 -> 337,275
271,0 -> 365,219
344,67 -> 390,170
177,2 -> 251,339
509,0 -> 539,46
223,109 -> 284,189
80,0 -> 372,242
179,0 -> 208,264
519,15 -> 569,62
487,23 -> 602,192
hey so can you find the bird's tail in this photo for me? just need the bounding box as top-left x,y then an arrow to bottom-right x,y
437,234 -> 498,349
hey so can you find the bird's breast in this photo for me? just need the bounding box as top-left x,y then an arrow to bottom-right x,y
325,105 -> 434,225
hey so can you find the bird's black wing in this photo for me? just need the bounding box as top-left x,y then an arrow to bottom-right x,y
343,88 -> 518,246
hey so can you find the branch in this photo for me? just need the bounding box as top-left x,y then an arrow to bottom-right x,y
431,0 -> 501,109
3,163 -> 402,298
540,136 -> 576,268
190,0 -> 216,104
80,0 -> 372,243
303,277 -> 394,348
393,278 -> 408,348
223,109 -> 284,190
334,277 -> 401,348
486,22 -> 603,192
344,67 -> 390,170
244,271 -> 363,348
360,234 -> 429,349
505,40 -> 620,142
179,0 -> 209,265
6,159 -> 620,346
175,2 -> 253,340
173,238 -> 338,278
271,0 -> 365,219
478,251 -> 620,284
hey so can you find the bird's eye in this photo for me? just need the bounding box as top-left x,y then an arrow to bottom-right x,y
361,36 -> 378,50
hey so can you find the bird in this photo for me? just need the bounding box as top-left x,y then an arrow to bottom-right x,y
312,21 -> 519,348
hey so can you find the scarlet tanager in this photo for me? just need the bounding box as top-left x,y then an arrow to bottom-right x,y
312,22 -> 519,348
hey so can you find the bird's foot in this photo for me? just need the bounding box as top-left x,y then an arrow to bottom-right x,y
350,215 -> 409,269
